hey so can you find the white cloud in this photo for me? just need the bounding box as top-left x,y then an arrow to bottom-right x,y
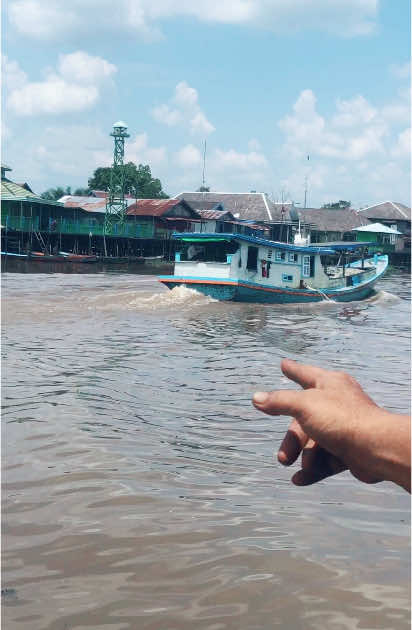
174,144 -> 202,168
213,148 -> 268,171
151,104 -> 182,126
332,95 -> 377,127
276,88 -> 410,206
57,51 -> 117,84
391,128 -> 411,158
9,79 -> 99,117
2,56 -> 28,91
248,138 -> 261,151
381,103 -> 410,125
151,81 -> 215,136
174,81 -> 199,108
126,133 -> 167,168
5,52 -> 117,116
278,89 -> 343,158
389,61 -> 411,80
8,0 -> 379,41
190,112 -> 215,136
9,124 -> 111,180
278,89 -> 391,161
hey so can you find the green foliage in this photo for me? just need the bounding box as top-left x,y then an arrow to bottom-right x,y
74,187 -> 90,196
322,200 -> 351,209
196,186 -> 210,192
40,186 -> 72,200
88,162 -> 168,198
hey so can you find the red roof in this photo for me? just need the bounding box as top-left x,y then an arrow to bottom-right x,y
127,199 -> 195,217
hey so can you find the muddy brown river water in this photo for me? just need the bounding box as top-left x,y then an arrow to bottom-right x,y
2,269 -> 410,629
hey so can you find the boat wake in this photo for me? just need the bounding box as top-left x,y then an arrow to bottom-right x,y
365,290 -> 401,305
128,285 -> 218,311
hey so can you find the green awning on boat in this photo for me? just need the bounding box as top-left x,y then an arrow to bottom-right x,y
180,237 -> 230,242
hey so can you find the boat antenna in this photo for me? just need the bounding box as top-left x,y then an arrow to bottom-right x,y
202,140 -> 207,191
304,154 -> 309,208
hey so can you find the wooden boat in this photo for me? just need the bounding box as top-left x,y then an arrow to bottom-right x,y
25,251 -> 98,263
158,233 -> 388,303
58,251 -> 98,263
1,251 -> 29,258
97,256 -> 145,264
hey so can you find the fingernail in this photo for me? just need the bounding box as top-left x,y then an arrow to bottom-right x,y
253,391 -> 268,405
277,450 -> 289,465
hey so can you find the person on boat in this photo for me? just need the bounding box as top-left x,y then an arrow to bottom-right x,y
253,359 -> 410,492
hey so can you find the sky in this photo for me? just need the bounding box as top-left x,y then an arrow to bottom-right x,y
2,0 -> 411,207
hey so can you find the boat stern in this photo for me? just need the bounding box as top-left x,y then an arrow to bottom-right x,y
158,276 -> 238,300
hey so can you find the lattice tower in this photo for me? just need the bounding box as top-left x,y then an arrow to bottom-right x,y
104,121 -> 130,235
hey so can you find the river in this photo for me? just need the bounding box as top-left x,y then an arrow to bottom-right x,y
2,268 -> 410,629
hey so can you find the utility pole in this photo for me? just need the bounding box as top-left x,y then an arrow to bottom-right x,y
104,121 -> 130,244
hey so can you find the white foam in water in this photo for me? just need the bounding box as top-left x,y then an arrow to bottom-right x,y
129,285 -> 217,310
368,290 -> 401,305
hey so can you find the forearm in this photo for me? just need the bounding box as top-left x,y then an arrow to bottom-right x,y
362,411 -> 411,492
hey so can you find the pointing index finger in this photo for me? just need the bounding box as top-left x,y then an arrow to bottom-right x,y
281,359 -> 326,390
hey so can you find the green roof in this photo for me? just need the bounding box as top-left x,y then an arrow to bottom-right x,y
1,180 -> 63,206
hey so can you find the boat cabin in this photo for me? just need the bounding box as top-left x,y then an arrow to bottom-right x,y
172,233 -> 378,291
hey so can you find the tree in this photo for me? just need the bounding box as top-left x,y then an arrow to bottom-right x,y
41,186 -> 72,200
74,187 -> 90,196
322,200 -> 351,209
196,186 -> 210,192
88,162 -> 169,198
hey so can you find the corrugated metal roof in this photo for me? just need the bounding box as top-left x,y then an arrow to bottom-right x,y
127,198 -> 198,217
353,222 -> 402,234
198,209 -> 234,220
59,195 -> 135,213
1,180 -> 38,200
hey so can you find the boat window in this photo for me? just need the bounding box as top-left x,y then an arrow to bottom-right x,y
275,250 -> 285,261
246,246 -> 258,271
179,240 -> 238,262
302,255 -> 311,277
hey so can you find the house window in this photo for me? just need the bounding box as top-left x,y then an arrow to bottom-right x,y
275,250 -> 285,261
288,252 -> 298,263
267,249 -> 272,259
282,274 -> 293,282
246,246 -> 258,271
390,224 -> 398,245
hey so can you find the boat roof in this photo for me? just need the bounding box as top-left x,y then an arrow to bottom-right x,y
172,233 -> 374,254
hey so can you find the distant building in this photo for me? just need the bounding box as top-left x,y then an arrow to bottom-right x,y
297,207 -> 370,243
126,198 -> 201,236
357,201 -> 411,252
174,192 -> 310,242
352,222 -> 403,251
175,191 -> 273,221
1,164 -> 64,251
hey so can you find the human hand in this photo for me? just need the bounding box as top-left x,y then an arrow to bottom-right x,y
253,359 -> 411,491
